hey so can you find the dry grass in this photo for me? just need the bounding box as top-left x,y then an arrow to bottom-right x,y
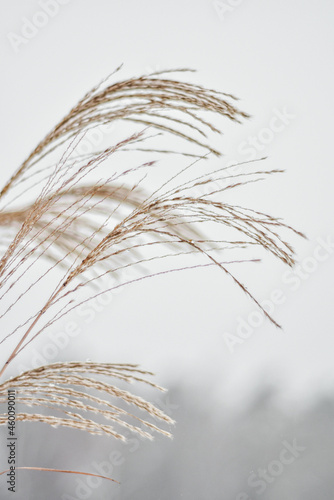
0,67 -> 248,201
0,362 -> 173,439
0,68 -> 303,481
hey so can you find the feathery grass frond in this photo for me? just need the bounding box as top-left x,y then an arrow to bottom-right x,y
0,362 -> 173,439
0,156 -> 303,372
0,68 -> 303,483
0,67 -> 248,204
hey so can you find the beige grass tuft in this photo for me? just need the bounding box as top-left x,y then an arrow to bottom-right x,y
0,68 -> 303,482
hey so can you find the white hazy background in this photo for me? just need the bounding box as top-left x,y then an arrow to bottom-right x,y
0,1 -> 333,498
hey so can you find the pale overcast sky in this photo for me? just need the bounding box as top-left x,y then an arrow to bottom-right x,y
1,0 -> 333,410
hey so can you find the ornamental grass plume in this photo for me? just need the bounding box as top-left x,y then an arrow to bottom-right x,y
0,67 -> 304,482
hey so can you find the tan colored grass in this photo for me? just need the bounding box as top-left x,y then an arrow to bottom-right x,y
0,68 -> 304,482
0,362 -> 173,439
0,67 -> 248,201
